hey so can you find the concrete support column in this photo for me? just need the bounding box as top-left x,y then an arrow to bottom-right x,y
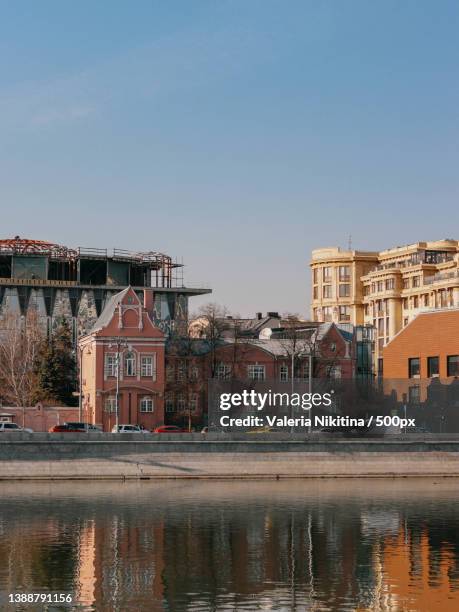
387,298 -> 400,339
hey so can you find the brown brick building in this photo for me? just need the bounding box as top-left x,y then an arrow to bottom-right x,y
165,323 -> 357,429
383,309 -> 459,380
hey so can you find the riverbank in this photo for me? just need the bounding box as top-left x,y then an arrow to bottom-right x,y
2,434 -> 459,479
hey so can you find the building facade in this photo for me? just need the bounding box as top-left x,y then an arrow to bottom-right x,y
0,236 -> 211,341
310,247 -> 379,326
382,309 -> 459,410
79,287 -> 166,431
165,322 -> 358,429
383,309 -> 459,380
311,240 -> 459,372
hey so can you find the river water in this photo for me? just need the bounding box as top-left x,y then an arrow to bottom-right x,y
0,479 -> 458,611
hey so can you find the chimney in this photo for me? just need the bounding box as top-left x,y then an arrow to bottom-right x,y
143,289 -> 154,313
256,312 -> 263,320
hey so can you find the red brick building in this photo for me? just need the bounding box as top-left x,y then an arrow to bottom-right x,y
80,287 -> 365,431
165,323 -> 356,429
79,287 -> 166,431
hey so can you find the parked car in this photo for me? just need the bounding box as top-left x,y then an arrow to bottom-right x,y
49,422 -> 102,433
153,425 -> 184,433
0,422 -> 33,433
111,424 -> 149,434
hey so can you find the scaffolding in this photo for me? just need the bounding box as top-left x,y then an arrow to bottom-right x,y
0,237 -> 184,288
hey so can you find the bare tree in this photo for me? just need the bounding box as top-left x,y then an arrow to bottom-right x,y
191,303 -> 231,378
278,315 -> 313,382
0,312 -> 44,423
278,315 -> 339,382
227,318 -> 255,379
166,330 -> 207,431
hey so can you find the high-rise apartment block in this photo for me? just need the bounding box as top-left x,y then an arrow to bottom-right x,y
310,240 -> 459,372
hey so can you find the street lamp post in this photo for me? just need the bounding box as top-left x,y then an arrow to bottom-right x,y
78,346 -> 83,422
109,337 -> 128,432
115,349 -> 120,431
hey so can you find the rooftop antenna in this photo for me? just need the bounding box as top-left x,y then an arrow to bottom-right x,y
347,234 -> 352,251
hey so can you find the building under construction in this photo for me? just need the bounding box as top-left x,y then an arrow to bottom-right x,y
0,237 -> 211,339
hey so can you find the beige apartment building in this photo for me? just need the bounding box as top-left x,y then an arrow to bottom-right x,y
310,240 -> 459,372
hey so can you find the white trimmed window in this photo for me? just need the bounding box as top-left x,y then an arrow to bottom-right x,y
177,394 -> 186,411
280,365 -> 289,382
165,394 -> 175,413
141,355 -> 154,377
140,396 -> 154,412
105,396 -> 117,413
105,354 -> 117,377
166,365 -> 174,382
124,351 -> 136,376
248,365 -> 265,381
216,364 -> 232,380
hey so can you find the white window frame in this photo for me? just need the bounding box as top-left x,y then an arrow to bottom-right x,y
248,365 -> 265,381
105,353 -> 117,377
124,351 -> 136,377
105,396 -> 117,413
141,355 -> 154,378
177,394 -> 186,412
280,365 -> 289,382
140,396 -> 154,413
216,364 -> 232,380
165,394 -> 175,413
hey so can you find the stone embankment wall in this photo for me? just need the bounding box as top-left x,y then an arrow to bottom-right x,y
1,434 -> 459,479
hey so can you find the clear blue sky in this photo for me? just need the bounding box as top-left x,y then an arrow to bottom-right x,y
1,1 -> 459,316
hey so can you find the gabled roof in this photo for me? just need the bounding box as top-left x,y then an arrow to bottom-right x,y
89,286 -> 139,334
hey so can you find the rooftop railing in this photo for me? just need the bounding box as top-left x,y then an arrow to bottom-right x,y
424,270 -> 459,285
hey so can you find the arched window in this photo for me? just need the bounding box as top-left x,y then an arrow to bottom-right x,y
124,351 -> 136,376
140,396 -> 154,413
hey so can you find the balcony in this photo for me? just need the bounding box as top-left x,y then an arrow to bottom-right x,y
424,269 -> 459,286
372,253 -> 454,272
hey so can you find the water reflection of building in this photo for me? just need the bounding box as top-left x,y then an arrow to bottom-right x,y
2,483 -> 459,610
76,521 -> 96,607
76,518 -> 166,609
370,528 -> 459,611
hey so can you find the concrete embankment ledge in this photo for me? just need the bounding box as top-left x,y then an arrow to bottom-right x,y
2,433 -> 459,480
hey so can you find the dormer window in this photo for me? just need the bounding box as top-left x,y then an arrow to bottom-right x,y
124,351 -> 136,376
